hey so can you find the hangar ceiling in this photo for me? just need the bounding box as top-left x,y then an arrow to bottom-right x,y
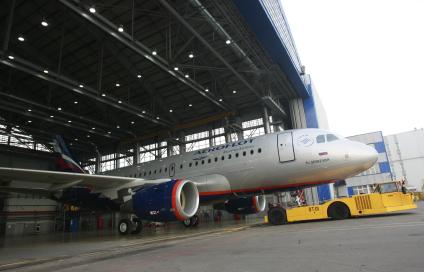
0,0 -> 300,161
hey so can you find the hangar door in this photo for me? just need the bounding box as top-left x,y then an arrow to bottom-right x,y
277,132 -> 295,163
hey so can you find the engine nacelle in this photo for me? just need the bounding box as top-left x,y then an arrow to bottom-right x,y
224,195 -> 266,215
132,179 -> 199,222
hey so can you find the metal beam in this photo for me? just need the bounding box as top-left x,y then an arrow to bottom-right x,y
59,0 -> 230,112
2,0 -> 16,52
0,51 -> 171,127
159,0 -> 262,99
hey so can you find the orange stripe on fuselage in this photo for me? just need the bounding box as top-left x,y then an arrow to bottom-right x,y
198,180 -> 334,196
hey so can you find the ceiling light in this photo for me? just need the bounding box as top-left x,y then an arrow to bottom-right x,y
101,93 -> 106,97
142,110 -> 146,114
131,121 -> 135,124
174,67 -> 179,71
233,90 -> 237,94
50,115 -> 54,118
41,20 -> 48,27
118,100 -> 122,104
89,7 -> 96,13
27,109 -> 31,112
115,83 -> 120,87
74,138 -> 78,141
205,88 -> 209,92
18,36 -> 25,42
225,39 -> 231,45
68,120 -> 72,123
118,25 -> 124,32
169,109 -> 173,113
43,70 -> 48,74
116,125 -> 120,128
79,84 -> 83,88
152,50 -> 157,55
137,74 -> 142,78
69,143 -> 73,146
74,101 -> 78,104
188,52 -> 194,58
92,127 -> 95,130
16,125 -> 19,128
57,107 -> 62,111
184,74 -> 189,78
86,135 -> 90,138
189,104 -> 192,107
156,117 -> 160,120
107,131 -> 111,134
27,120 -> 32,123
8,55 -> 14,60
219,98 -> 223,102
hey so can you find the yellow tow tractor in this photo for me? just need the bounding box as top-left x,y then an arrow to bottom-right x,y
266,181 -> 417,225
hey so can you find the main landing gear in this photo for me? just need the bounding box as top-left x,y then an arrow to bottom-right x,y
118,217 -> 142,235
182,215 -> 199,227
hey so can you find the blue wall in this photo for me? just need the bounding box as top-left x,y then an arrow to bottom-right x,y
317,184 -> 331,202
303,83 -> 319,128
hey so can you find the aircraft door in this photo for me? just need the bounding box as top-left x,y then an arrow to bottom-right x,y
277,132 -> 295,163
169,163 -> 175,177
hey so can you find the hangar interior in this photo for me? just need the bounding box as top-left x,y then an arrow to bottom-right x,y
0,0 -> 326,236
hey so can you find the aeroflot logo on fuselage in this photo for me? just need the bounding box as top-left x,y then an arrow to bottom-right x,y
193,138 -> 255,155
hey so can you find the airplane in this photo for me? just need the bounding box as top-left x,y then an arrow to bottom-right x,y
0,128 -> 378,235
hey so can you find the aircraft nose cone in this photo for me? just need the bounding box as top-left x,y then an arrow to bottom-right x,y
352,143 -> 378,170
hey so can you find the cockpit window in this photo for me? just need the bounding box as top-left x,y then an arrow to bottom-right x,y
316,135 -> 325,143
326,134 -> 339,142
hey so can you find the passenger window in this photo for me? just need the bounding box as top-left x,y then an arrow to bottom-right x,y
165,168 -> 167,172
250,150 -> 254,155
228,154 -> 232,159
221,156 -> 225,161
235,153 -> 239,158
195,161 -> 198,166
243,151 -> 246,156
316,135 -> 325,143
159,169 -> 162,173
208,158 -> 211,163
180,164 -> 183,169
201,160 -> 205,165
189,163 -> 192,167
326,134 -> 338,142
214,157 -> 218,162
149,170 -> 151,175
258,148 -> 262,153
154,170 -> 156,174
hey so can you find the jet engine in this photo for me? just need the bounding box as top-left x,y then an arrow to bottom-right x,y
224,195 -> 266,215
131,179 -> 199,222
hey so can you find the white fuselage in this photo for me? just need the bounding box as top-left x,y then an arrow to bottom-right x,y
103,129 -> 377,200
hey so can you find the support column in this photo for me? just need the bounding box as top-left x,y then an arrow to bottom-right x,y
263,106 -> 270,134
178,132 -> 186,154
167,144 -> 173,157
133,143 -> 140,164
115,151 -> 120,169
224,128 -> 231,143
289,98 -> 307,129
209,129 -> 214,147
95,153 -> 101,174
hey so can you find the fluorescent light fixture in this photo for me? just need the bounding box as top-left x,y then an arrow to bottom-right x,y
156,117 -> 160,120
152,50 -> 157,55
92,127 -> 95,130
169,109 -> 173,113
68,120 -> 72,123
116,125 -> 120,128
27,120 -> 32,123
219,98 -> 223,102
233,90 -> 237,94
101,93 -> 106,97
79,84 -> 83,88
115,83 -> 120,87
50,115 -> 54,118
74,138 -> 78,141
225,39 -> 231,45
89,7 -> 96,13
74,101 -> 78,104
118,100 -> 122,104
43,70 -> 48,74
18,36 -> 25,42
142,110 -> 146,114
131,121 -> 135,124
137,74 -> 142,78
27,109 -> 31,112
87,135 -> 90,138
189,104 -> 192,107
41,20 -> 48,27
57,107 -> 62,111
118,25 -> 124,32
174,67 -> 179,71
185,74 -> 189,78
205,88 -> 209,92
188,52 -> 194,58
8,55 -> 14,60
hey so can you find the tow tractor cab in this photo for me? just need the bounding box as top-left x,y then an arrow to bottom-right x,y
267,180 -> 417,225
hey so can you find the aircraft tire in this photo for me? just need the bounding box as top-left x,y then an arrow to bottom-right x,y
328,202 -> 350,220
131,218 -> 142,234
182,215 -> 199,227
268,207 -> 286,225
118,219 -> 132,235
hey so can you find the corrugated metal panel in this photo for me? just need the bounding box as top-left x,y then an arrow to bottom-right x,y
355,195 -> 372,210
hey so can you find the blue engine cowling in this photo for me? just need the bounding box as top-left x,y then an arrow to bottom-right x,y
132,179 -> 199,222
224,195 -> 267,214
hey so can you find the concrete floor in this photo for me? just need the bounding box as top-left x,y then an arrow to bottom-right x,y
1,202 -> 424,272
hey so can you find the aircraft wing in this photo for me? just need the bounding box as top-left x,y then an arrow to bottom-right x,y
0,167 -> 139,190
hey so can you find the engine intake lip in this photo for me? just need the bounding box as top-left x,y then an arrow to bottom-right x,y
253,195 -> 266,213
172,179 -> 199,221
